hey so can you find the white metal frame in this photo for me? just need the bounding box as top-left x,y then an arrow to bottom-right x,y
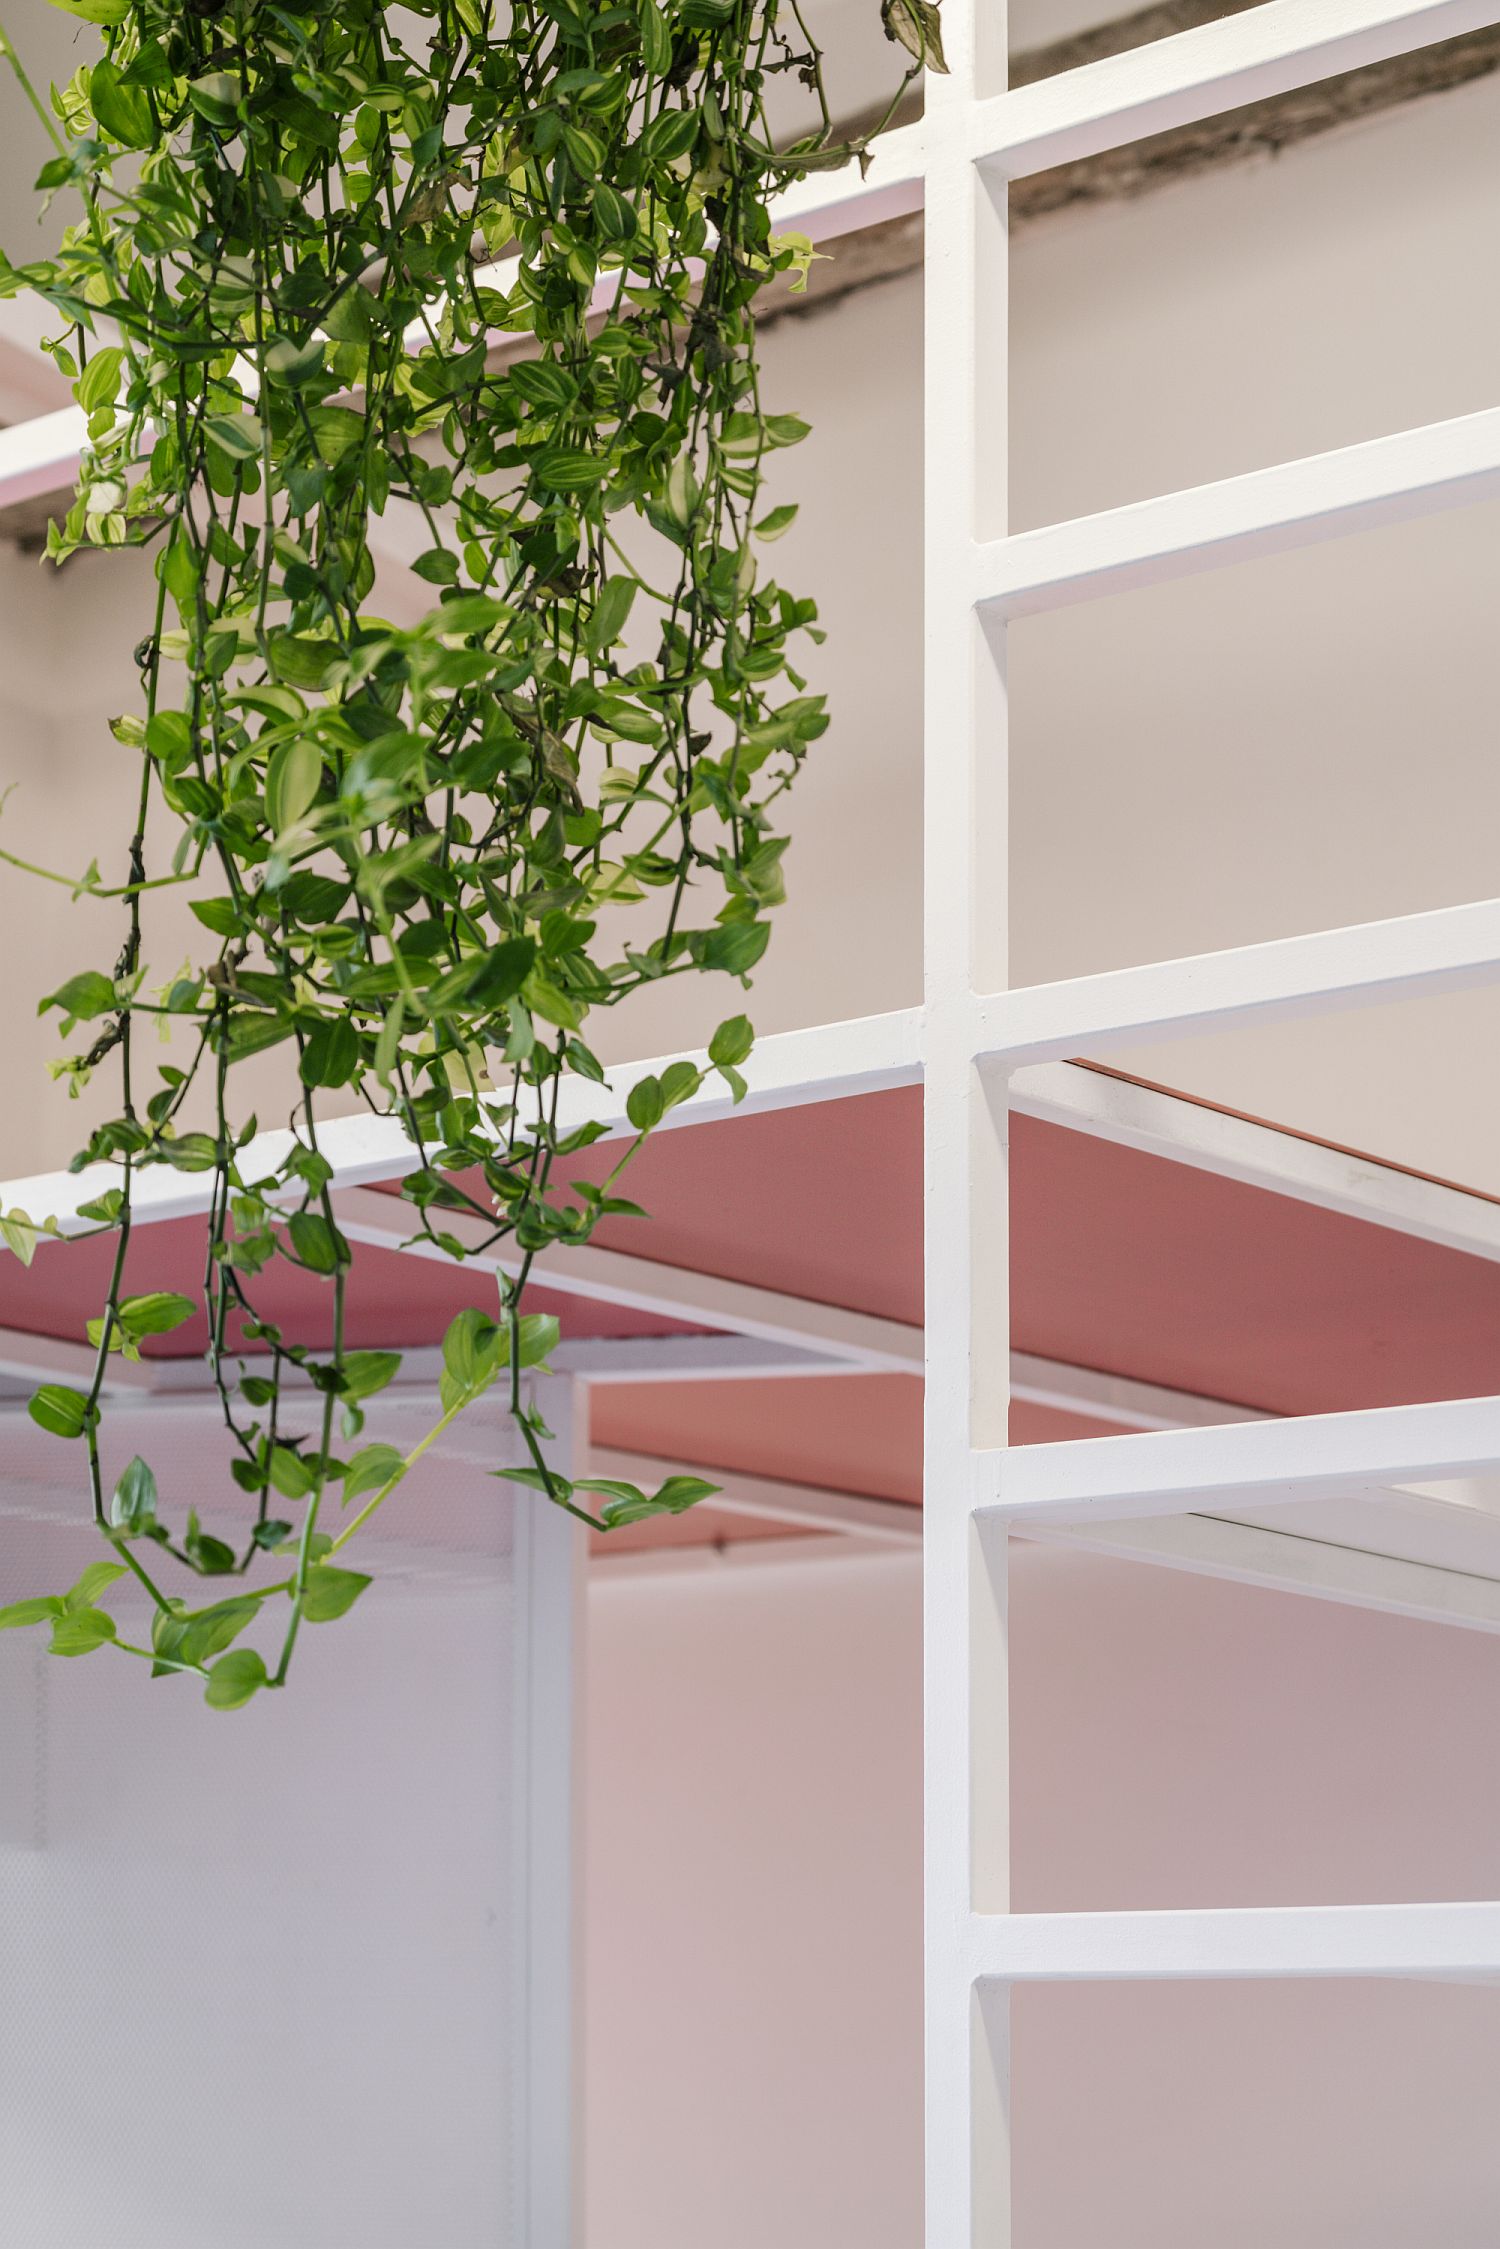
6,2 -> 1500,2227
919,2 -> 1500,2240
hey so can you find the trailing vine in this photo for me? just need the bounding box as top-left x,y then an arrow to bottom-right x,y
0,0 -> 939,1704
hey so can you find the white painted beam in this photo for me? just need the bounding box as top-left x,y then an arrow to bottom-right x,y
584,1442 -> 922,1545
969,1900 -> 1500,1984
0,1322 -> 150,1394
1027,1509 -> 1500,1635
555,1006 -> 921,1139
1011,1061 -> 1500,1266
331,1185 -> 924,1374
561,1335 -> 841,1383
975,404 -> 1500,617
969,0 -> 1500,181
0,1008 -> 919,1238
982,1391 -> 1500,1524
977,896 -> 1500,1065
590,1531 -> 901,1576
767,120 -> 928,238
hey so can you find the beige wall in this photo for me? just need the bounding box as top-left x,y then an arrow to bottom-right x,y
588,1544 -> 1500,2247
14,63 -> 1499,1191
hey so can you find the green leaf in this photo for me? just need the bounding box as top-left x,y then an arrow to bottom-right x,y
343,1443 -> 405,1505
266,736 -> 322,832
588,574 -> 638,653
509,361 -> 576,411
188,70 -> 241,120
324,284 -> 376,343
0,1597 -> 65,1632
467,937 -> 535,1011
158,1132 -> 221,1173
191,897 -> 241,937
267,1445 -> 314,1500
28,1385 -> 93,1440
300,1016 -> 359,1088
47,0 -> 129,22
340,1351 -> 401,1401
179,1597 -> 261,1666
754,504 -> 798,541
701,919 -> 771,977
265,336 -> 325,387
574,1472 -> 719,1526
516,1313 -> 561,1370
301,1565 -> 372,1623
639,0 -> 673,73
268,635 -> 337,691
658,1059 -> 702,1111
0,1208 -> 49,1266
50,1608 -> 117,1658
185,1510 -> 238,1576
591,183 -> 638,245
532,448 -> 607,493
118,1290 -> 195,1339
411,546 -> 459,585
204,413 -> 263,462
39,971 -> 115,1024
77,344 -> 125,414
205,1648 -> 267,1710
288,1210 -> 346,1274
89,59 -> 155,147
440,1307 -> 504,1401
709,1014 -> 754,1069
64,1559 -> 127,1612
110,1455 -> 159,1536
625,1074 -> 664,1132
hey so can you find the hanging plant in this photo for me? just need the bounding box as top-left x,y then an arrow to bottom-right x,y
0,0 -> 938,1706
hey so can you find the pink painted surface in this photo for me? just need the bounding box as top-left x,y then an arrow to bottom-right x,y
7,1086 -> 1500,1544
0,1214 -> 699,1354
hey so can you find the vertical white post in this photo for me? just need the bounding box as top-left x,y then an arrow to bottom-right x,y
923,11 -> 1012,2244
511,1375 -> 585,2246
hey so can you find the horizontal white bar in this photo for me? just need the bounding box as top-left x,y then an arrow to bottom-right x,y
1011,1062 -> 1500,1267
590,1531 -> 905,1578
585,1444 -> 922,1544
1028,1509 -> 1500,1634
0,1009 -> 920,1235
767,120 -> 927,238
970,0 -> 1500,181
969,1900 -> 1500,1983
561,1335 -> 839,1383
976,405 -> 1500,617
978,896 -> 1500,1064
982,1392 -> 1500,1523
0,404 -> 88,511
556,1006 -> 921,1140
332,1186 -> 924,1374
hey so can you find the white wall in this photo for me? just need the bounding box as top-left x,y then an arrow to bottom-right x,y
0,1565 -> 520,2247
587,1543 -> 1500,2247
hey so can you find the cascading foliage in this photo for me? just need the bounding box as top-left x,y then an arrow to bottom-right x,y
0,0 -> 938,1704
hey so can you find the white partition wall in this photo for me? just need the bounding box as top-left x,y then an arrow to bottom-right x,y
0,1379 -> 580,2247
